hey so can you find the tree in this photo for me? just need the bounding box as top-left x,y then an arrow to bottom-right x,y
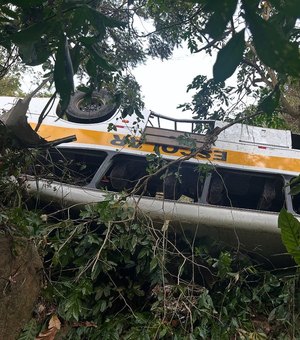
0,2 -> 300,339
1,1 -> 299,126
0,0 -> 180,116
0,74 -> 23,97
146,0 -> 300,128
0,47 -> 24,96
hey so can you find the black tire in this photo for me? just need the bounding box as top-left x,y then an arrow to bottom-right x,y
65,90 -> 118,123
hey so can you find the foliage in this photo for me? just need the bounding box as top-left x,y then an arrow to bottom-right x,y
0,1 -> 123,104
239,105 -> 288,130
0,0 -> 187,115
0,1 -> 299,123
278,179 -> 300,265
44,199 -> 162,321
0,142 -> 299,339
1,1 -> 300,339
23,201 -> 300,339
278,209 -> 300,265
178,75 -> 234,121
147,0 -> 300,127
0,74 -> 24,97
213,29 -> 245,83
0,46 -> 24,96
18,319 -> 39,340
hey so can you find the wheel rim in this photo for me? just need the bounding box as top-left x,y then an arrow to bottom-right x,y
77,97 -> 105,113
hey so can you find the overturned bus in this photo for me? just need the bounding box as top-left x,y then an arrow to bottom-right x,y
1,94 -> 299,264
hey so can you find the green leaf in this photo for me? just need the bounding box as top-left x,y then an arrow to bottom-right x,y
85,58 -> 97,77
17,319 -> 39,340
150,257 -> 158,272
77,85 -> 91,94
289,185 -> 300,196
131,234 -> 138,251
70,43 -> 82,74
54,36 -> 74,112
7,0 -> 44,6
79,36 -> 101,46
257,87 -> 280,115
270,0 -> 300,16
0,5 -> 19,19
243,0 -> 300,76
84,44 -> 116,71
83,5 -> 126,30
72,5 -> 125,42
278,209 -> 300,265
17,42 -> 39,65
159,327 -> 168,338
205,0 -> 238,39
18,38 -> 51,66
213,29 -> 245,82
99,299 -> 107,312
289,176 -> 300,196
11,21 -> 51,44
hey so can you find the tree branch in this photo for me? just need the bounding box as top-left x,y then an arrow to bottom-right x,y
242,57 -> 272,87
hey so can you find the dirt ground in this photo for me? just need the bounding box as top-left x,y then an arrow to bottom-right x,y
0,235 -> 42,340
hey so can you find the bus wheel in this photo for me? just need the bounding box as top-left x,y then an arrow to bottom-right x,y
65,90 -> 118,123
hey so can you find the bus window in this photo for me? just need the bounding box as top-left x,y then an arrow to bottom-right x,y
290,179 -> 300,214
98,155 -> 158,196
98,155 -> 209,202
292,195 -> 300,214
36,148 -> 107,186
207,170 -> 285,212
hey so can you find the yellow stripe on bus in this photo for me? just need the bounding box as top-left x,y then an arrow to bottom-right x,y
33,123 -> 300,173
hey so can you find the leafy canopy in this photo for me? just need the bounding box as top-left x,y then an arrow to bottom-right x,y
0,0 -> 299,121
0,1 -> 176,113
147,0 -> 300,124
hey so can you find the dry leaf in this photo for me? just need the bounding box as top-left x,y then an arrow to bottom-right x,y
35,314 -> 61,340
48,315 -> 61,330
35,328 -> 57,340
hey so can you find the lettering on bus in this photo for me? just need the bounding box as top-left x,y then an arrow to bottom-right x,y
110,134 -> 227,162
110,134 -> 141,148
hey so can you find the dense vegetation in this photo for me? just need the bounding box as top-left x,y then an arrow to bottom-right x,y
0,146 -> 297,339
0,0 -> 299,338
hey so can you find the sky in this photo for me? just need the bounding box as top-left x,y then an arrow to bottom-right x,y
133,47 -> 214,119
21,46 -> 216,120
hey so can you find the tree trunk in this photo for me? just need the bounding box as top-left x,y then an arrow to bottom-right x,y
0,235 -> 42,340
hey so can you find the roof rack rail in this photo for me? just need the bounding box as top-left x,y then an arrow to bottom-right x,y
148,111 -> 215,133
144,111 -> 215,148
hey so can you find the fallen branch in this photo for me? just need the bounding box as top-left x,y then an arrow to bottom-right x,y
129,106 -> 267,201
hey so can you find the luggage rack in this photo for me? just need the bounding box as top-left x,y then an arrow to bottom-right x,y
147,111 -> 215,133
144,111 -> 215,148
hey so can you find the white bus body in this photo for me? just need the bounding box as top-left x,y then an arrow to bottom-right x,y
1,96 -> 300,265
